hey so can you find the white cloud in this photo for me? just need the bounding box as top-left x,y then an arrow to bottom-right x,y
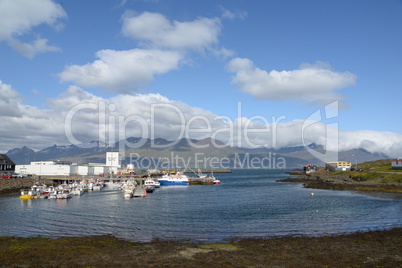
58,11 -> 231,93
58,49 -> 183,92
219,6 -> 248,20
0,0 -> 66,58
1,83 -> 401,158
121,11 -> 222,51
7,38 -> 61,59
227,58 -> 356,105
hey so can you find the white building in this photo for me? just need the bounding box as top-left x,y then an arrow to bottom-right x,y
325,161 -> 352,171
391,159 -> 402,170
16,161 -> 72,176
15,152 -> 122,177
70,165 -> 94,176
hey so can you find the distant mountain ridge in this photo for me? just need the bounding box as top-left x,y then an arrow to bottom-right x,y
6,137 -> 390,169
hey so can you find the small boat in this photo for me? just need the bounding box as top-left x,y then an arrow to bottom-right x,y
122,186 -> 134,198
80,181 -> 89,192
57,189 -> 72,199
105,180 -> 122,189
158,172 -> 189,186
19,189 -> 35,199
154,180 -> 160,188
92,180 -> 104,190
71,187 -> 84,195
47,186 -> 58,199
144,179 -> 156,193
20,184 -> 49,199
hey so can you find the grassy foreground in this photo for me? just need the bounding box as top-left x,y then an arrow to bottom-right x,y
0,228 -> 401,267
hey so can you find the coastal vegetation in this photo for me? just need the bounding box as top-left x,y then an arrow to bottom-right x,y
0,228 -> 401,267
282,159 -> 402,194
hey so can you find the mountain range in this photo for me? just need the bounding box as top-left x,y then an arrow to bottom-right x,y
5,137 -> 389,169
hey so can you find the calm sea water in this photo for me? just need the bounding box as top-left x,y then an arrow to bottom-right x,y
0,169 -> 401,242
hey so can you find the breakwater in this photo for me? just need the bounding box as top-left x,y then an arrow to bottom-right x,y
0,177 -> 53,195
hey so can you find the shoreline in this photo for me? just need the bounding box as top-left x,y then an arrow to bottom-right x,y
279,170 -> 402,195
1,228 -> 401,267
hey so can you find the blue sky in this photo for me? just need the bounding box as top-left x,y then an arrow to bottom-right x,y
1,0 -> 402,157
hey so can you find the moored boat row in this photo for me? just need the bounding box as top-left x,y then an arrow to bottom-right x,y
19,172 -> 220,199
19,179 -> 105,199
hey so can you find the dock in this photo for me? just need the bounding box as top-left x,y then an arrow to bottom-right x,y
133,185 -> 147,197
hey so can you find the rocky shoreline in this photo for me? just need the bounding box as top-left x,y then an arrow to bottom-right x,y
279,170 -> 402,194
0,177 -> 55,195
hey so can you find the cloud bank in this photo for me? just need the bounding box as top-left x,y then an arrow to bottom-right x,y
1,80 -> 402,157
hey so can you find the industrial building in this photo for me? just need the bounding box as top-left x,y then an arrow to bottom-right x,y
15,152 -> 120,177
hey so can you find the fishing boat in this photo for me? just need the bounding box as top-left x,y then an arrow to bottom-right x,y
208,170 -> 220,184
122,186 -> 134,198
71,187 -> 84,196
80,181 -> 88,192
20,184 -> 49,199
104,180 -> 122,189
158,172 -> 189,186
47,186 -> 58,199
19,189 -> 36,199
57,189 -> 73,199
144,179 -> 156,192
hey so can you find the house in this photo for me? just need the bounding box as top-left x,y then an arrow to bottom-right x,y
391,159 -> 402,170
325,161 -> 352,171
0,154 -> 16,175
303,164 -> 317,174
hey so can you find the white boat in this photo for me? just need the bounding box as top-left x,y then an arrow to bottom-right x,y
57,189 -> 72,199
87,181 -> 94,191
20,184 -> 49,199
20,188 -> 37,199
92,180 -> 104,190
144,179 -> 156,192
122,186 -> 134,198
154,180 -> 160,188
71,187 -> 84,195
48,190 -> 58,199
158,172 -> 189,186
105,181 -> 122,189
80,182 -> 88,192
47,186 -> 58,199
